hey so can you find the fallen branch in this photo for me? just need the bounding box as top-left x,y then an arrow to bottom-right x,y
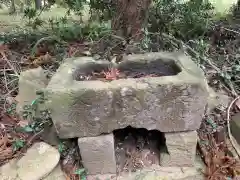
222,27 -> 240,36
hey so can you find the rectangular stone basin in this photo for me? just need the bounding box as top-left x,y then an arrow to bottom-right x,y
45,52 -> 208,138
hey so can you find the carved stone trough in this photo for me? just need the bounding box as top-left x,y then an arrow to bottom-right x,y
45,52 -> 209,175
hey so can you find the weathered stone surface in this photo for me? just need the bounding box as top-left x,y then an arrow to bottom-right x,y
15,67 -> 59,145
46,52 -> 208,138
78,133 -> 116,175
17,142 -> 60,180
86,166 -> 204,180
87,174 -> 116,180
16,67 -> 49,114
40,125 -> 60,146
0,159 -> 19,180
230,112 -> 240,145
160,131 -> 197,167
207,87 -> 230,113
0,142 -> 60,180
43,164 -> 66,180
116,165 -> 204,180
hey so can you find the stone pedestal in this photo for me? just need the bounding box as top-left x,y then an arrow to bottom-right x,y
78,133 -> 116,175
160,131 -> 197,167
46,52 -> 208,175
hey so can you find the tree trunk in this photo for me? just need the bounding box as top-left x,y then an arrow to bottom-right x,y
35,0 -> 42,9
112,0 -> 152,41
9,0 -> 16,14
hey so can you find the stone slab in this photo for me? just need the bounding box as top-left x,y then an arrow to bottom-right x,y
0,159 -> 19,180
0,142 -> 60,180
16,67 -> 49,115
87,165 -> 204,180
17,142 -> 60,180
87,153 -> 205,180
46,52 -> 209,138
78,133 -> 116,175
43,164 -> 66,180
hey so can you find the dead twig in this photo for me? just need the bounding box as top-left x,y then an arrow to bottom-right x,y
0,51 -> 19,77
3,64 -> 9,92
161,33 -> 238,97
222,27 -> 240,36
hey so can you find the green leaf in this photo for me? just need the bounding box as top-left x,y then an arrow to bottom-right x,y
58,142 -> 66,153
22,125 -> 34,133
31,99 -> 38,106
6,107 -> 12,114
233,65 -> 240,72
220,72 -> 231,80
206,118 -> 217,130
80,174 -> 87,180
13,139 -> 25,151
74,168 -> 85,175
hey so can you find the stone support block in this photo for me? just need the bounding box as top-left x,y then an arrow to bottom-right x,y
16,67 -> 49,114
160,131 -> 197,167
78,133 -> 116,175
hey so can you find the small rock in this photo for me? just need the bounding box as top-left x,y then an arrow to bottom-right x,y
17,142 -> 60,180
43,164 -> 66,180
93,54 -> 101,60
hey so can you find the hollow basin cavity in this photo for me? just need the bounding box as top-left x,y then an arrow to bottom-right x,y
73,58 -> 182,81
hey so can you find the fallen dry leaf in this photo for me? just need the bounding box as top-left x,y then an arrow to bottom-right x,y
17,119 -> 29,128
0,135 -> 14,164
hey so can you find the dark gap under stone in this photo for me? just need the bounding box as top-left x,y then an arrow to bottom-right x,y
113,126 -> 167,173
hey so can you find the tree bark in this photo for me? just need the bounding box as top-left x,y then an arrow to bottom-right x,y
9,0 -> 16,14
112,0 -> 152,41
35,0 -> 42,9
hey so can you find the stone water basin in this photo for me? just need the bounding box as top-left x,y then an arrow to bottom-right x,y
45,52 -> 208,139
